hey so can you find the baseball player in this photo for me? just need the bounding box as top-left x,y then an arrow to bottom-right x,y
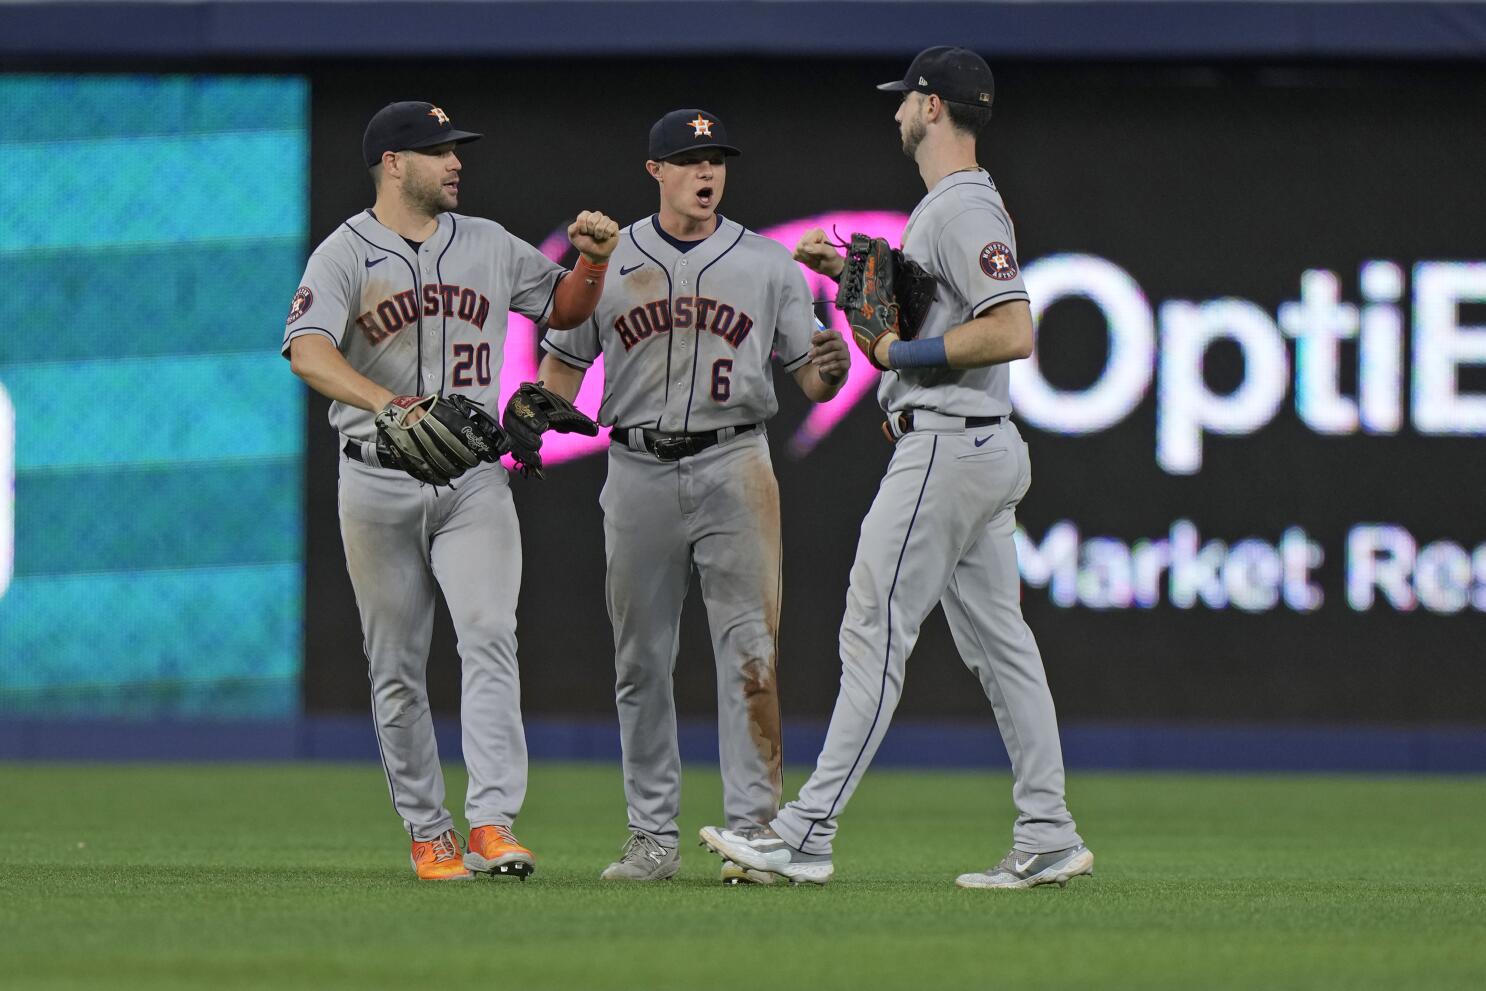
701,48 -> 1094,889
535,109 -> 850,883
283,101 -> 618,880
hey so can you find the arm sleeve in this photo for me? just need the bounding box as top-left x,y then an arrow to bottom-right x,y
936,207 -> 1031,318
540,315 -> 602,370
506,232 -> 567,324
772,255 -> 818,372
281,240 -> 357,357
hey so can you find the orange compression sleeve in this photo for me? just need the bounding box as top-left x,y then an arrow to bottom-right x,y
547,257 -> 608,329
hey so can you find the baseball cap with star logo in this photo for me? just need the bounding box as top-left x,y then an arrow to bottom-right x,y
878,46 -> 994,110
362,101 -> 482,168
647,108 -> 741,162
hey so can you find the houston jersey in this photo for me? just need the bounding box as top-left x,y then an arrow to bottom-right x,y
282,209 -> 565,440
880,169 -> 1030,417
540,215 -> 817,432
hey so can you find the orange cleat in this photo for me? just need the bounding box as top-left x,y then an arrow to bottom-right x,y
464,824 -> 536,879
410,829 -> 474,881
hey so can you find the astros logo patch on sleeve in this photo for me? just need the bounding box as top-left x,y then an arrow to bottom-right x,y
287,286 -> 314,325
979,242 -> 1018,281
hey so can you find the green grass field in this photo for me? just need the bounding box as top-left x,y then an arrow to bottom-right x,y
2,762 -> 1483,990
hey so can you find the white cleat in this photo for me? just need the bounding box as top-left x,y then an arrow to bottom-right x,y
955,845 -> 1095,890
720,859 -> 775,885
698,824 -> 833,886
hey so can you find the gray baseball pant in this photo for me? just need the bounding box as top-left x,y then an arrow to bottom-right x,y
601,431 -> 784,848
338,457 -> 527,841
772,415 -> 1081,856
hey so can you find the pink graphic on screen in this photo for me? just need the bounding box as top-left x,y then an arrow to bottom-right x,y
501,210 -> 910,469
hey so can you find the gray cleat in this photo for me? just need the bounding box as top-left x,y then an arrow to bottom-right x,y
599,832 -> 680,881
698,824 -> 833,885
954,845 -> 1095,890
720,859 -> 776,885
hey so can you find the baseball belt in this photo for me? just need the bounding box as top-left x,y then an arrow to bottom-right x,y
612,423 -> 759,462
882,410 -> 1003,443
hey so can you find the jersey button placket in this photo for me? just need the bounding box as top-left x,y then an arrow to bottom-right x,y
677,258 -> 690,355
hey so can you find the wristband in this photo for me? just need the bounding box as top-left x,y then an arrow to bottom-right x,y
887,337 -> 949,369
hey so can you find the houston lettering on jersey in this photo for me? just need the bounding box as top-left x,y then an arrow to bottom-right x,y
614,295 -> 754,352
355,283 -> 492,344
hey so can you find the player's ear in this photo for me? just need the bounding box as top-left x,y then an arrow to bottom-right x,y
381,149 -> 401,181
645,159 -> 663,183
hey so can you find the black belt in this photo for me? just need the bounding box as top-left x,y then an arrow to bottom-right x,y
612,423 -> 758,462
343,439 -> 369,463
892,411 -> 1002,432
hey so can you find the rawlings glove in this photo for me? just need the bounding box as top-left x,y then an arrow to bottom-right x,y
834,233 -> 938,371
502,381 -> 599,479
374,394 -> 506,487
835,234 -> 904,371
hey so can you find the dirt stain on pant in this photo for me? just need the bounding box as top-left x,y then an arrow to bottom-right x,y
738,446 -> 784,811
742,655 -> 783,810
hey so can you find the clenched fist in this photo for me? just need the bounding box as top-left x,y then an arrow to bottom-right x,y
810,328 -> 851,384
569,210 -> 620,264
793,228 -> 846,280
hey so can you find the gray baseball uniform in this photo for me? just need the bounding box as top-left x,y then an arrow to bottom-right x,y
284,208 -> 564,841
771,168 -> 1083,855
542,214 -> 818,847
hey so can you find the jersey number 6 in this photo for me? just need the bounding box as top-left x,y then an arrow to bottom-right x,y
452,342 -> 492,387
711,358 -> 733,402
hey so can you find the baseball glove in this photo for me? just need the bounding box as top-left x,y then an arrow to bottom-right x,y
891,249 -> 936,338
502,381 -> 599,479
833,233 -> 938,371
374,394 -> 507,487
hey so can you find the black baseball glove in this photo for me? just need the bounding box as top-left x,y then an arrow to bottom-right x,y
374,393 -> 508,487
834,234 -> 938,371
891,248 -> 936,339
501,381 -> 599,479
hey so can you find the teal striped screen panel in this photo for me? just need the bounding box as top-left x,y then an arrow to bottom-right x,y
0,75 -> 308,718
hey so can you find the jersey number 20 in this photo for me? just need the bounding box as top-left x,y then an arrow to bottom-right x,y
452,343 -> 492,387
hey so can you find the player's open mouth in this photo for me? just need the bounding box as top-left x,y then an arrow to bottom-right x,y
697,187 -> 714,208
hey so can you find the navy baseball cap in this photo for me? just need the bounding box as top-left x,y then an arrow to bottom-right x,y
878,47 -> 995,109
363,101 -> 482,168
648,109 -> 741,161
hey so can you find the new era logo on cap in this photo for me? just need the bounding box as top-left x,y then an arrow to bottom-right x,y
878,46 -> 996,110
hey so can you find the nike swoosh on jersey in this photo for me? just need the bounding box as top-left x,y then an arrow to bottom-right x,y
365,256 -> 386,268
620,262 -> 645,276
974,434 -> 992,447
